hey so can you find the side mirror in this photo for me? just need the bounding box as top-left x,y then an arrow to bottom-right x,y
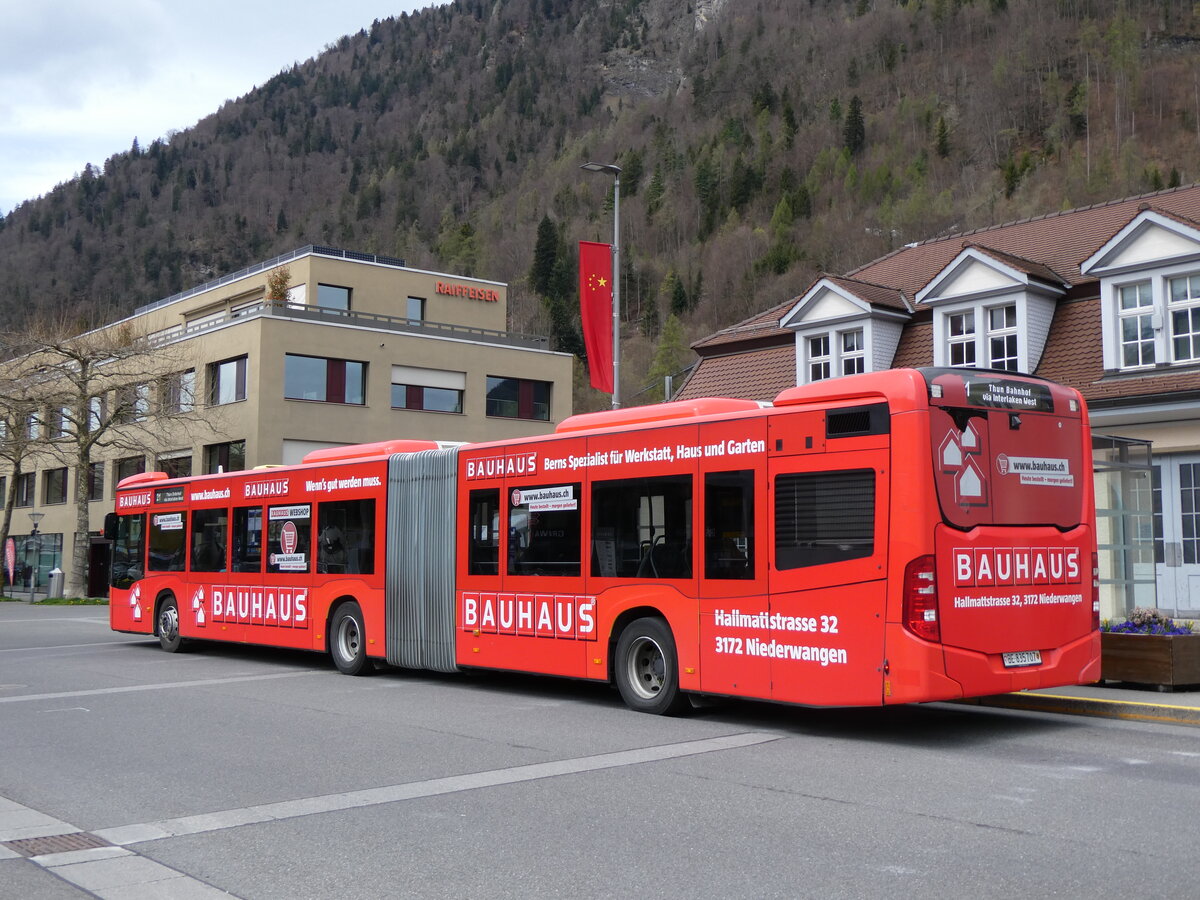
103,512 -> 119,541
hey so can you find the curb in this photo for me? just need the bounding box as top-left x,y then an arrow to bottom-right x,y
960,691 -> 1200,727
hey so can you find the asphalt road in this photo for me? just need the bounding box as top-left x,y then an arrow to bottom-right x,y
2,603 -> 1199,899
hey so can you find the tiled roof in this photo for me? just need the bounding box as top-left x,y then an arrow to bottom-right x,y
674,343 -> 795,402
852,183 -> 1200,295
685,183 -> 1200,407
692,298 -> 793,351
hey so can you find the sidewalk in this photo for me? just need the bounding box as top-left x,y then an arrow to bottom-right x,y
963,682 -> 1200,727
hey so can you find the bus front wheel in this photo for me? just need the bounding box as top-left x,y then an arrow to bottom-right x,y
614,617 -> 688,715
157,595 -> 185,653
330,602 -> 372,676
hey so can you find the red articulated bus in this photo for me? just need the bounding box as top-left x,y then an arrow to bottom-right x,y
108,367 -> 1100,714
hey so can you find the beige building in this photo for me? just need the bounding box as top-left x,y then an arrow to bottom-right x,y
2,245 -> 573,596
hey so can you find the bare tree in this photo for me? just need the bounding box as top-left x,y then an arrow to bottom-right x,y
0,311 -> 214,597
0,388 -> 42,593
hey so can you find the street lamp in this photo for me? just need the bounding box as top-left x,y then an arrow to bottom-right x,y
580,161 -> 622,409
27,511 -> 44,600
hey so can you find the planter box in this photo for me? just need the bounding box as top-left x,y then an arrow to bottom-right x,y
1101,632 -> 1200,689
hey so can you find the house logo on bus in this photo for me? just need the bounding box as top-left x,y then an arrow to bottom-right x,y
939,421 -> 988,508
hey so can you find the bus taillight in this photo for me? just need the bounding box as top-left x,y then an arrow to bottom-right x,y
903,555 -> 939,642
1091,552 -> 1100,629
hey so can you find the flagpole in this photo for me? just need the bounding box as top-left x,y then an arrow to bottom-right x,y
580,162 -> 622,408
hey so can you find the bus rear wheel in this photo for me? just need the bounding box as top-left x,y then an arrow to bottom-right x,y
330,602 -> 372,676
157,595 -> 185,653
614,617 -> 688,715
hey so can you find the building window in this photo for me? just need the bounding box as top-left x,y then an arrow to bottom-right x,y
88,462 -> 105,502
209,356 -> 247,405
25,410 -> 40,441
1168,274 -> 1200,363
115,456 -> 145,486
204,440 -> 245,475
406,296 -> 425,322
284,355 -> 366,404
157,452 -> 193,479
391,366 -> 464,413
317,284 -> 351,311
808,335 -> 830,381
15,473 -> 34,508
841,330 -> 865,375
947,311 -> 977,367
987,304 -> 1019,371
88,395 -> 106,431
486,377 -> 551,420
43,468 -> 67,505
163,370 -> 195,414
0,476 -> 5,506
1118,281 -> 1155,368
47,406 -> 70,439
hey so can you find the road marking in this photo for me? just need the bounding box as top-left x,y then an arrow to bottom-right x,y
0,640 -> 147,653
94,731 -> 781,845
0,670 -> 321,704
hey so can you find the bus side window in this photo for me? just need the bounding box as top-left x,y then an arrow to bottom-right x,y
190,508 -> 228,573
148,511 -> 186,572
268,503 -> 312,574
233,506 -> 263,573
467,489 -> 500,576
591,475 -> 692,579
317,499 -> 375,574
704,470 -> 754,580
774,469 -> 875,570
507,483 -> 582,577
111,514 -> 146,589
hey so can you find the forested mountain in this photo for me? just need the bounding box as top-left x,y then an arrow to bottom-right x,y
2,0 -> 1198,409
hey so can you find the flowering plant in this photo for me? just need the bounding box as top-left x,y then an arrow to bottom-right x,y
1101,607 -> 1195,635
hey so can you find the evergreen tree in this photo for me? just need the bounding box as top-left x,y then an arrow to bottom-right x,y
935,116 -> 950,159
843,95 -> 865,155
645,314 -> 689,403
530,214 -> 558,296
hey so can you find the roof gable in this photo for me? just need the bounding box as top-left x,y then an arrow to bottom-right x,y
916,245 -> 1065,305
1080,209 -> 1200,276
780,280 -> 871,328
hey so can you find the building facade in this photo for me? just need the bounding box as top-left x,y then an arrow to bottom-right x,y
677,185 -> 1200,621
1,246 -> 573,597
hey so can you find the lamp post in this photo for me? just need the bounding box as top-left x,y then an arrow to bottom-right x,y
27,511 -> 44,601
580,161 -> 622,409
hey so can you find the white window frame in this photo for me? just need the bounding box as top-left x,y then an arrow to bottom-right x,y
985,303 -> 1019,371
799,327 -> 868,384
1168,273 -> 1200,364
1116,280 -> 1156,369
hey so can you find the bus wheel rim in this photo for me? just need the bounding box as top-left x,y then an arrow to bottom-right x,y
159,605 -> 179,641
337,616 -> 360,660
627,636 -> 666,700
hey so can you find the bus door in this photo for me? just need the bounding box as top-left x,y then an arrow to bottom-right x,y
697,417 -> 770,698
766,404 -> 891,706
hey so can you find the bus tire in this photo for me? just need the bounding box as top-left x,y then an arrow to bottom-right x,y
157,595 -> 185,653
330,602 -> 371,676
614,617 -> 689,715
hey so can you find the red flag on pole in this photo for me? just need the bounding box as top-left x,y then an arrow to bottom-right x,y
579,240 -> 614,393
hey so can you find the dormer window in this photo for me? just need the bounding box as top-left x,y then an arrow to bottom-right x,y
1082,208 -> 1200,373
987,304 -> 1019,370
947,311 -> 976,366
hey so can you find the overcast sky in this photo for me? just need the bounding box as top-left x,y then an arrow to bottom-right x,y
0,1 -> 439,214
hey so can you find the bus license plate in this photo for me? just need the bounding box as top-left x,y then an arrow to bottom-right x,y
1002,650 -> 1042,668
